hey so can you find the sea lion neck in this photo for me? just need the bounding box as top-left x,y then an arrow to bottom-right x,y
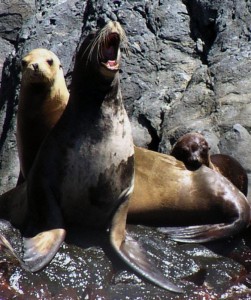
69,66 -> 121,111
19,83 -> 53,110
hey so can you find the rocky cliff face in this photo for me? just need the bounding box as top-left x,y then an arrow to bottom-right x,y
0,0 -> 251,196
0,1 -> 251,299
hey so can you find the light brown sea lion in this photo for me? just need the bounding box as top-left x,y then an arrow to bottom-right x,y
0,21 -> 182,293
127,146 -> 250,242
16,48 -> 69,185
170,132 -> 248,196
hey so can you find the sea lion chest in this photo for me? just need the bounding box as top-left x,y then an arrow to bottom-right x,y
58,104 -> 134,228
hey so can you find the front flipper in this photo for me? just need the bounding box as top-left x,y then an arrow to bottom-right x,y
0,234 -> 23,264
22,228 -> 66,272
110,200 -> 183,293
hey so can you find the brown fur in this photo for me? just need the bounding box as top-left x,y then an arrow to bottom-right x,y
170,132 -> 248,196
128,146 -> 250,233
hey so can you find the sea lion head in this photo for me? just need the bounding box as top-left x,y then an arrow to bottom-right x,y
171,132 -> 210,171
78,21 -> 128,80
21,48 -> 63,86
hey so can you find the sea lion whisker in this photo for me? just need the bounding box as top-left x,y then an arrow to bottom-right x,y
86,33 -> 103,63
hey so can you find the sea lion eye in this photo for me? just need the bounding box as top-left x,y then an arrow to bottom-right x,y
47,59 -> 54,66
21,60 -> 27,68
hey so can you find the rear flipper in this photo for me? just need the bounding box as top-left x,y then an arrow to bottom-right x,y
161,168 -> 251,244
158,220 -> 249,243
110,200 -> 183,293
22,228 -> 66,272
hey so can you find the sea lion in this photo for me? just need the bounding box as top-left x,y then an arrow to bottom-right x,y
0,21 -> 182,292
13,66 -> 250,246
127,146 -> 250,242
170,132 -> 248,196
16,48 -> 69,185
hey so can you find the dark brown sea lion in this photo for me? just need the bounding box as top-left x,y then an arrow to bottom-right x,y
127,146 -> 250,242
16,48 -> 69,185
170,132 -> 248,196
0,21 -> 182,292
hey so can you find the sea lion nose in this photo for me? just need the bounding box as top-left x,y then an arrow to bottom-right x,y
32,63 -> 39,71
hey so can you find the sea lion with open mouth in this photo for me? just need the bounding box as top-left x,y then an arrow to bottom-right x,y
0,21 -> 182,293
7,59 -> 250,255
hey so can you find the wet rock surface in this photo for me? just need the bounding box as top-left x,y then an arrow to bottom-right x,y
1,224 -> 251,299
0,0 -> 251,299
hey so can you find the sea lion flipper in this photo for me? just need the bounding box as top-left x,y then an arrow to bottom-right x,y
22,228 -> 66,272
0,233 -> 23,264
158,222 -> 245,243
110,200 -> 183,293
119,234 -> 183,293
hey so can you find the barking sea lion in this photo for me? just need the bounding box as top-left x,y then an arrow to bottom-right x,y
10,54 -> 251,250
0,21 -> 182,292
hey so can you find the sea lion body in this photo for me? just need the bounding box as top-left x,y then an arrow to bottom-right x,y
170,132 -> 248,196
26,91 -> 134,232
21,21 -> 134,254
0,22 -> 181,292
210,153 -> 248,197
128,147 -> 250,241
17,48 -> 69,184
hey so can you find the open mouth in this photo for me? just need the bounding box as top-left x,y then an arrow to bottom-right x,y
101,32 -> 120,71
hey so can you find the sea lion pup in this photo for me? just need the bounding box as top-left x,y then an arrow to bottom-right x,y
0,21 -> 182,292
127,146 -> 250,242
170,132 -> 248,196
16,48 -> 69,185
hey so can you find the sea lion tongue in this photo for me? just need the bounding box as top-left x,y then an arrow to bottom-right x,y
102,33 -> 119,70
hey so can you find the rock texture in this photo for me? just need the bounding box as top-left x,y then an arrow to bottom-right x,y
0,0 -> 251,298
1,0 -> 251,197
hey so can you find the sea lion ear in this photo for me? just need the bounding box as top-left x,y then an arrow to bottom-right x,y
88,31 -> 96,39
21,59 -> 27,69
59,64 -> 62,69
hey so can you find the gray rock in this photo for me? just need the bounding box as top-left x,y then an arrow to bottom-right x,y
219,124 -> 251,200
